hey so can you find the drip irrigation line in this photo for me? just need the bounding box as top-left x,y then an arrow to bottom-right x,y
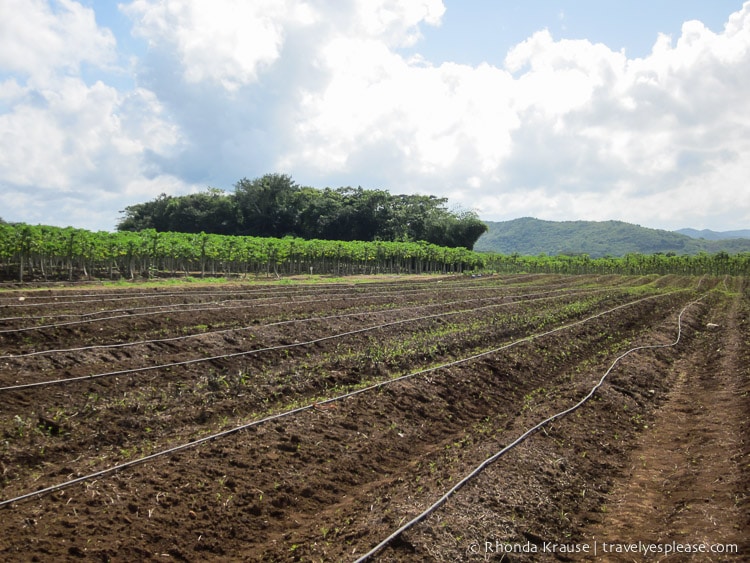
0,281 -> 516,334
0,403 -> 316,510
0,292 -> 408,335
0,302 -> 282,334
0,273 -> 599,322
0,287 -> 410,323
0,296 -> 290,322
0,290 -> 688,509
352,296 -> 704,563
0,273 -> 591,302
0,287 -> 310,307
0,282 -> 511,324
0,275 -> 487,299
0,272 -> 561,301
0,278 -> 424,301
0,281 -> 435,310
0,277 -> 496,307
0,288 -> 613,392
0,286 -> 601,360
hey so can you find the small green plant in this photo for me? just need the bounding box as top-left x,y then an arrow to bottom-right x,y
13,415 -> 27,437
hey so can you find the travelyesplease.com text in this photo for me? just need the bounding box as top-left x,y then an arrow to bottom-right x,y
469,539 -> 739,558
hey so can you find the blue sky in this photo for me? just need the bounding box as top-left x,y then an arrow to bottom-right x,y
411,1 -> 742,63
1,0 -> 749,233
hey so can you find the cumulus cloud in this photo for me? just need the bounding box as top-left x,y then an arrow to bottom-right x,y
0,0 -> 116,79
0,0 -> 195,230
278,2 -> 750,229
0,79 -> 174,186
347,0 -> 445,47
122,0 -> 446,90
284,52 -> 519,186
123,0 -> 319,91
550,10 -> 750,227
120,0 -> 454,190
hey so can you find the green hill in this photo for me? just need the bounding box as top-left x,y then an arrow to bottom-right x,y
676,228 -> 750,240
474,218 -> 750,257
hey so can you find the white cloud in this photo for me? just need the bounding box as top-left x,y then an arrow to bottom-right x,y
0,0 -> 116,80
564,7 -> 750,216
349,0 -> 445,46
505,31 -> 624,117
121,0 -> 456,187
122,0 -> 446,91
0,75 -> 193,227
284,43 -> 519,181
0,0 -> 195,230
279,2 -> 750,230
123,0 -> 319,91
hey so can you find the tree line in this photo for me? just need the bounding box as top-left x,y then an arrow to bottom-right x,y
1,222 -> 748,283
117,173 -> 489,250
0,224 -> 486,282
488,251 -> 750,277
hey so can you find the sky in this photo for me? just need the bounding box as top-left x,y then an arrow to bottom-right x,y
1,0 -> 749,233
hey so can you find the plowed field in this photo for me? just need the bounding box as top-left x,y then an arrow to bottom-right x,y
0,274 -> 747,562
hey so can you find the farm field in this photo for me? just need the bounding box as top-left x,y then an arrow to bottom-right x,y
0,273 -> 747,561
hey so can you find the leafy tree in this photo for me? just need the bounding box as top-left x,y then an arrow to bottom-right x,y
447,210 -> 489,249
118,193 -> 175,232
165,188 -> 237,234
234,173 -> 299,238
118,189 -> 237,234
331,187 -> 391,241
117,173 -> 488,249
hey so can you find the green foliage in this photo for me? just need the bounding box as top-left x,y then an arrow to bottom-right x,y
118,189 -> 237,235
475,217 -> 750,257
1,222 -> 747,282
483,251 -> 750,276
234,173 -> 298,237
117,173 -> 488,250
0,223 -> 487,281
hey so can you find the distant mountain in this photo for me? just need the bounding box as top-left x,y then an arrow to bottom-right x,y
474,218 -> 750,257
675,228 -> 750,240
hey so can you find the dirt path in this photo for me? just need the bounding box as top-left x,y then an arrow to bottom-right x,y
581,289 -> 749,561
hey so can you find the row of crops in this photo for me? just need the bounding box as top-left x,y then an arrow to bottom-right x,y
2,274 -> 739,561
1,223 -> 749,281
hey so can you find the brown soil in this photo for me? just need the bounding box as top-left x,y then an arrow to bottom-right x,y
0,274 -> 746,562
577,286 -> 749,562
